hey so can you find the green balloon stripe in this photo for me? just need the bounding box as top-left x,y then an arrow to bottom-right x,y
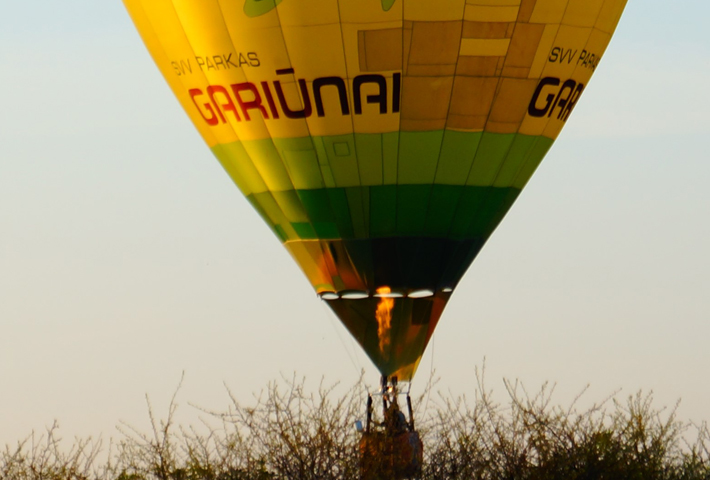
246,184 -> 519,242
213,130 -> 554,243
212,130 -> 553,194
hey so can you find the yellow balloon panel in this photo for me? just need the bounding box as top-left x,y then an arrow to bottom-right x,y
123,0 -> 628,380
124,0 -> 627,146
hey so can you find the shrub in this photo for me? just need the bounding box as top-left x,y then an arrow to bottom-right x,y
3,372 -> 709,480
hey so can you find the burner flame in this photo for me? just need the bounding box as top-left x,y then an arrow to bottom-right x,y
375,286 -> 395,358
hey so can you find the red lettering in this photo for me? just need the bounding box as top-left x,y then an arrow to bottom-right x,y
261,81 -> 279,119
189,88 -> 219,126
207,85 -> 241,123
231,82 -> 269,120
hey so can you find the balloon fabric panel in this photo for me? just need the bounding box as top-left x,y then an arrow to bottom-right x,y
123,0 -> 628,380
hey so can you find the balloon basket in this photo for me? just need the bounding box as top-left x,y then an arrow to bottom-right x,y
357,376 -> 423,480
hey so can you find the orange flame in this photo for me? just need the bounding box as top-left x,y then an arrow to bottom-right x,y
375,286 -> 395,358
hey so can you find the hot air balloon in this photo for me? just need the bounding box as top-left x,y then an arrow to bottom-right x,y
123,1 -> 627,463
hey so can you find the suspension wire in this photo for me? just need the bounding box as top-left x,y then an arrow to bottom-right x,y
422,333 -> 435,416
318,300 -> 363,376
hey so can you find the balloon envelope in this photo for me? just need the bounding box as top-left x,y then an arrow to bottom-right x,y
123,0 -> 627,380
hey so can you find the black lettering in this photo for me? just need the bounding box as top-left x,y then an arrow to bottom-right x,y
528,77 -> 561,117
170,59 -> 192,76
549,79 -> 577,118
550,47 -> 579,64
225,53 -> 239,69
273,79 -> 312,119
392,73 -> 401,113
559,83 -> 584,121
195,56 -> 206,71
313,77 -> 350,117
353,74 -> 387,114
248,52 -> 260,67
238,53 -> 249,67
561,48 -> 577,64
213,55 -> 226,70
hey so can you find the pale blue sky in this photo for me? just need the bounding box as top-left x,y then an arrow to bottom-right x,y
1,1 -> 709,446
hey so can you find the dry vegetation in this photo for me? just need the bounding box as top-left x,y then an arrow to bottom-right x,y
3,371 -> 709,480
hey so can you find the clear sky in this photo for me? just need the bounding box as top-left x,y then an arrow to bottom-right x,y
1,0 -> 709,447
